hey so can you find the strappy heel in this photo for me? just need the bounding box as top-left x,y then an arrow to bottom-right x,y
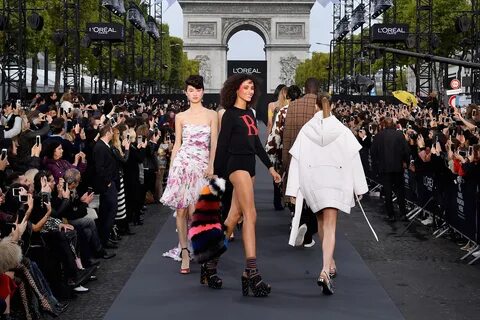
241,269 -> 271,297
329,267 -> 337,279
317,271 -> 334,295
180,248 -> 190,274
200,264 -> 223,289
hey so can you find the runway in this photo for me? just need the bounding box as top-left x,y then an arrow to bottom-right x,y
104,129 -> 404,319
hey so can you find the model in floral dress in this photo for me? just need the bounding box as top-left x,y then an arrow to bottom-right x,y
160,75 -> 218,274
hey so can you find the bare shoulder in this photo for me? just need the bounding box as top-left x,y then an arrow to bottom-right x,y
207,109 -> 217,118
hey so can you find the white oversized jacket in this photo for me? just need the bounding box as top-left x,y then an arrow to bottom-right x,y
286,112 -> 368,246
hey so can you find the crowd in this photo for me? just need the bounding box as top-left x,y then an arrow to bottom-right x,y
0,91 -> 185,319
265,84 -> 480,256
1,76 -> 480,316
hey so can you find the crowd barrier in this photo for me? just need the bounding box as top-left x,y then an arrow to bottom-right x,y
364,152 -> 480,265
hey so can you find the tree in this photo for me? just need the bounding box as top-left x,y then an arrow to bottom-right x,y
295,52 -> 329,89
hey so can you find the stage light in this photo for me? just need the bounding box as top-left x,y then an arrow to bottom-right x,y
146,16 -> 160,40
102,0 -> 126,17
52,32 -> 66,46
334,16 -> 350,42
354,74 -> 375,93
405,34 -> 416,49
350,4 -> 365,32
27,12 -> 44,31
371,0 -> 393,19
456,15 -> 471,33
81,34 -> 92,48
127,2 -> 147,32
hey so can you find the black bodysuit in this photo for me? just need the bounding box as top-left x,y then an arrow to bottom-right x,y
214,106 -> 272,178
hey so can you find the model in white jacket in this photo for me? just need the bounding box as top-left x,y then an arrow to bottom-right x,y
285,96 -> 368,295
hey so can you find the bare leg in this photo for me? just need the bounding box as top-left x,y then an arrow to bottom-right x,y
176,208 -> 189,271
318,208 -> 338,277
224,190 -> 242,239
229,171 -> 256,259
316,213 -> 335,270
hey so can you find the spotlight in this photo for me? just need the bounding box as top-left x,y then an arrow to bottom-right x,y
102,0 -> 126,17
456,15 -> 471,33
334,16 -> 350,42
350,4 -> 365,32
127,2 -> 147,32
81,34 -> 92,48
146,16 -> 160,40
52,32 -> 66,46
27,12 -> 44,31
92,47 -> 102,57
371,0 -> 393,19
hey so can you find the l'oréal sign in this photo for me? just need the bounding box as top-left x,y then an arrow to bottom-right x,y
87,23 -> 125,42
232,67 -> 261,75
371,24 -> 409,42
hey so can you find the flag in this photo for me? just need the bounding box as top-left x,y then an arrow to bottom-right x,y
316,0 -> 340,7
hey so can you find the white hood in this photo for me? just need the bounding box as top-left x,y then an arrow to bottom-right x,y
302,112 -> 346,147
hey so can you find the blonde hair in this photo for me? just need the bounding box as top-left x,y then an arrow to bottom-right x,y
278,86 -> 289,108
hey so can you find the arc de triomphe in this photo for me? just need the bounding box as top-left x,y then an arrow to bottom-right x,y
178,0 -> 316,93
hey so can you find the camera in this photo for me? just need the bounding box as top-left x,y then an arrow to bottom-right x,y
1,149 -> 7,160
459,150 -> 467,157
12,188 -> 21,197
409,132 -> 418,140
18,194 -> 28,203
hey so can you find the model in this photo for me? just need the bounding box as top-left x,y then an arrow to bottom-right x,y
214,73 -> 282,297
161,75 -> 218,274
286,94 -> 368,295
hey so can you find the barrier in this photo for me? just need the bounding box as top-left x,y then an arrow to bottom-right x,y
365,150 -> 480,263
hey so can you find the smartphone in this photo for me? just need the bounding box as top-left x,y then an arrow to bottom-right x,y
445,117 -> 450,124
87,187 -> 94,195
59,108 -> 64,116
154,129 -> 159,136
18,194 -> 28,203
12,188 -> 21,196
126,134 -> 130,141
473,109 -> 477,118
469,146 -> 474,156
41,193 -> 49,205
369,124 -> 373,133
1,149 -> 7,160
137,136 -> 143,145
111,117 -> 117,126
142,136 -> 147,143
459,150 -> 467,157
16,99 -> 21,107
63,180 -> 67,191
35,135 -> 41,146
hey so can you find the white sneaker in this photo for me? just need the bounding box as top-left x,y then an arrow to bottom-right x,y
73,285 -> 89,293
295,224 -> 307,247
421,216 -> 433,226
303,239 -> 316,248
472,250 -> 480,258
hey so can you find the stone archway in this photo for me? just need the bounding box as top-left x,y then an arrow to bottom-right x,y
178,0 -> 315,94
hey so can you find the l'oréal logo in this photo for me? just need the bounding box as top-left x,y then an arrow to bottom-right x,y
232,67 -> 261,74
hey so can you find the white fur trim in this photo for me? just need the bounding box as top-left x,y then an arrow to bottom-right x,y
209,177 -> 226,196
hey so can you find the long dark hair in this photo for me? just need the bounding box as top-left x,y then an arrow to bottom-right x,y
220,73 -> 260,109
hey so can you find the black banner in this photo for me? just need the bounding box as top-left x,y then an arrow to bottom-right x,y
227,60 -> 268,124
446,178 -> 478,241
87,23 -> 125,42
371,24 -> 409,42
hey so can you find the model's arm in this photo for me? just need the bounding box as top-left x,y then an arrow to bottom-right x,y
169,113 -> 183,167
207,110 -> 219,177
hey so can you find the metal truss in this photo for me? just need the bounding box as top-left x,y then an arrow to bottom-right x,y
415,0 -> 433,96
63,0 -> 81,92
1,0 -> 27,101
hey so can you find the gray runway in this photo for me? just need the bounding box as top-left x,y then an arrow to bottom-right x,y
105,143 -> 404,320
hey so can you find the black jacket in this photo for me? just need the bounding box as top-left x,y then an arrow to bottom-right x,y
92,140 -> 118,193
371,128 -> 410,173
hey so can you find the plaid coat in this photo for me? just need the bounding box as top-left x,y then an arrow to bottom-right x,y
282,93 -> 318,183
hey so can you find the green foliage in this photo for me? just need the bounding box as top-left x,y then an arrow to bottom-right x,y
295,52 -> 330,89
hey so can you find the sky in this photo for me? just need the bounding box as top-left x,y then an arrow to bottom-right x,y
161,1 -> 334,60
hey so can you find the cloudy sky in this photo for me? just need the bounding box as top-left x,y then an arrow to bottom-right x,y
162,1 -> 334,60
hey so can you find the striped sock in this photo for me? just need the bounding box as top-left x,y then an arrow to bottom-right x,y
206,258 -> 219,270
245,257 -> 257,271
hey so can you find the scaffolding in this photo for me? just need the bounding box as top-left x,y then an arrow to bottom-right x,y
63,0 -> 81,92
415,0 -> 433,96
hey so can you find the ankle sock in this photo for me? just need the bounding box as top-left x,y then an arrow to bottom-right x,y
245,257 -> 257,272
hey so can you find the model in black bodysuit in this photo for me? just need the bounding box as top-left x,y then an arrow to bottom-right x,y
213,74 -> 281,297
214,106 -> 271,178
